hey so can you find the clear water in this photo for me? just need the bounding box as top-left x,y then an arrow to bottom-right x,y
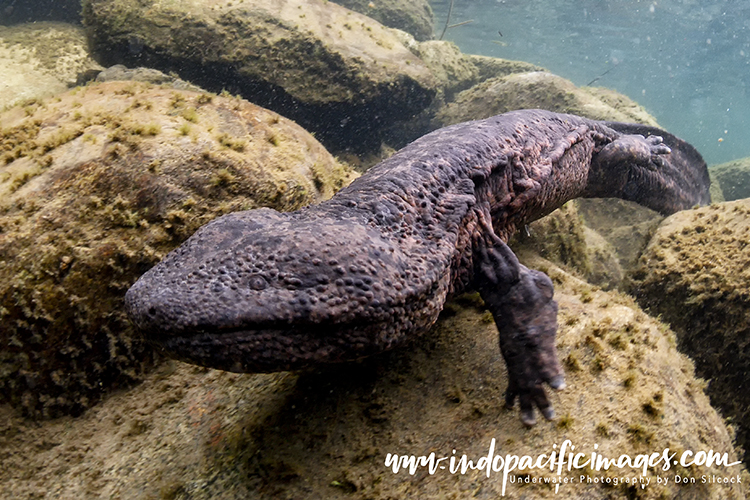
431,0 -> 750,166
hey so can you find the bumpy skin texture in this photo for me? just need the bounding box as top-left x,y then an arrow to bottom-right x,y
126,109 -> 709,426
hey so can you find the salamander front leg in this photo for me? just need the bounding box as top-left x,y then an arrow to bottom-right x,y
475,239 -> 565,426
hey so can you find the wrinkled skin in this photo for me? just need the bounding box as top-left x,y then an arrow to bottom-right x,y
126,110 -> 710,426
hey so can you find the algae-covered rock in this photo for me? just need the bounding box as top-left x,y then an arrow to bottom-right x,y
94,64 -> 203,92
629,199 -> 750,466
389,33 -> 543,101
332,0 -> 434,41
709,169 -> 726,203
0,81 -> 356,418
434,71 -> 660,127
1,254 -> 745,498
510,203 -> 625,290
467,54 -> 546,81
409,40 -> 479,99
582,86 -> 663,127
510,203 -> 590,277
82,0 -> 438,152
581,226 -> 624,290
0,22 -> 102,111
576,198 -> 664,274
710,157 -> 750,201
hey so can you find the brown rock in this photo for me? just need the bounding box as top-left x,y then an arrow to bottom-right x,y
434,71 -> 661,128
0,80 -> 355,418
629,199 -> 750,465
82,0 -> 438,152
710,157 -> 750,202
332,0 -> 434,41
0,22 -> 102,111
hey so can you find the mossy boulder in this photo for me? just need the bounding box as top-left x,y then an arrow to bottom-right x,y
408,40 -> 479,99
332,0 -> 434,41
434,71 -> 660,127
389,32 -> 544,102
0,22 -> 102,111
580,226 -> 624,290
582,86 -> 664,127
94,64 -> 203,92
576,198 -> 664,276
510,203 -> 624,290
0,80 -> 356,418
710,157 -> 750,201
709,169 -> 726,203
510,202 -> 589,276
82,0 -> 438,153
467,54 -> 546,82
629,199 -> 750,466
1,254 -> 746,498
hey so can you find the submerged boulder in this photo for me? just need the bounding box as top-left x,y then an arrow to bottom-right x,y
576,198 -> 664,276
629,199 -> 750,466
434,71 -> 660,127
408,40 -> 480,99
467,54 -> 546,82
0,22 -> 102,110
332,0 -> 434,41
0,81 -> 355,418
710,157 -> 750,201
82,0 -> 438,153
94,64 -> 203,92
511,203 -> 625,290
0,254 -> 745,498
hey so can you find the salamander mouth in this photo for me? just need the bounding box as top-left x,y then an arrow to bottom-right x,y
147,321 -> 400,373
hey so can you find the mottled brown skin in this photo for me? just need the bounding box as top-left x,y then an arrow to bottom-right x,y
126,109 -> 709,426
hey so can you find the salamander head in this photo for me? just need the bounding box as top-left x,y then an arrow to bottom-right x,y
125,208 -> 444,372
586,122 -> 711,214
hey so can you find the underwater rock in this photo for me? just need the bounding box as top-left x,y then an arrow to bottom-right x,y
510,203 -> 589,278
467,54 -> 546,82
376,43 -> 555,155
510,203 -> 624,290
581,226 -> 624,290
433,71 -> 661,128
390,31 -> 545,103
0,22 -> 102,111
332,0 -> 433,41
709,169 -> 726,203
82,0 -> 438,153
0,254 -> 746,498
95,64 -> 204,92
629,199 -> 750,466
710,157 -> 750,201
582,86 -> 664,128
408,40 -> 480,99
0,81 -> 356,418
576,198 -> 664,277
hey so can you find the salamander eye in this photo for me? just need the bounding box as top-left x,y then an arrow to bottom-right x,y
249,276 -> 268,290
